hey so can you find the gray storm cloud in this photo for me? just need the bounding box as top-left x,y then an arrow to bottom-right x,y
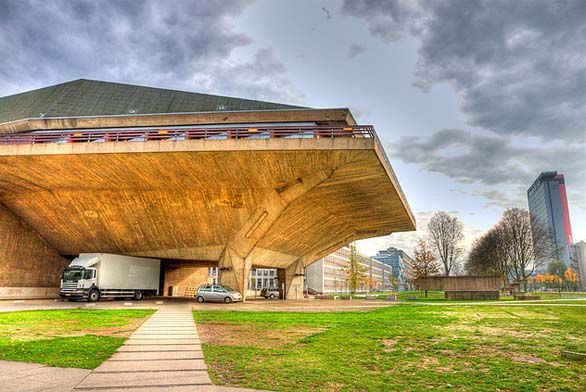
0,0 -> 302,104
342,0 -> 586,141
390,129 -> 585,189
343,0 -> 586,208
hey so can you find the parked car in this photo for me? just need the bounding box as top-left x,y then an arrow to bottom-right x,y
260,287 -> 280,299
195,284 -> 242,303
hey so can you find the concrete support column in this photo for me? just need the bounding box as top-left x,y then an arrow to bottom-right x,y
277,258 -> 305,300
219,170 -> 334,301
218,247 -> 252,301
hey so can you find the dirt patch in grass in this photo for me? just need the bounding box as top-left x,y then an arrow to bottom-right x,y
511,355 -> 546,364
440,324 -> 554,341
324,382 -> 347,391
208,362 -> 246,386
197,322 -> 326,349
380,339 -> 397,351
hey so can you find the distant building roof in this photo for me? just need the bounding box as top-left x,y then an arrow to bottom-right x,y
0,79 -> 307,125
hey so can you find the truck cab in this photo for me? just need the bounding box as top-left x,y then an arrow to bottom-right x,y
60,266 -> 98,301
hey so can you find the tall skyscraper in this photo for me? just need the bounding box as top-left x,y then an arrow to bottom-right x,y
527,171 -> 573,268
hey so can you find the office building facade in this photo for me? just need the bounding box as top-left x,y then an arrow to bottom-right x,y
527,172 -> 574,269
305,244 -> 394,294
208,267 -> 278,290
573,241 -> 586,286
372,247 -> 413,290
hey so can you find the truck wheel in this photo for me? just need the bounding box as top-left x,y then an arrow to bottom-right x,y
133,291 -> 143,300
269,293 -> 276,299
224,296 -> 233,304
196,296 -> 205,303
88,289 -> 100,302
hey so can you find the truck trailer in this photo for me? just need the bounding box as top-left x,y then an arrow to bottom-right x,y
60,253 -> 161,301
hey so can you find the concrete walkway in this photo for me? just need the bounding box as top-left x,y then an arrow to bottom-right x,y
0,360 -> 90,392
74,303 -> 212,391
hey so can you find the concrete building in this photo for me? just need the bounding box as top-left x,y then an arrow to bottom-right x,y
209,267 -> 278,290
527,171 -> 574,269
573,241 -> 586,286
372,247 -> 414,291
305,244 -> 393,294
0,79 -> 415,300
368,257 -> 395,292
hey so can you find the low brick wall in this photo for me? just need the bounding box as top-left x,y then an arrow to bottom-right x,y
445,291 -> 500,300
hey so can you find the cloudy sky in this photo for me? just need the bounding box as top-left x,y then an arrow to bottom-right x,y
1,0 -> 584,257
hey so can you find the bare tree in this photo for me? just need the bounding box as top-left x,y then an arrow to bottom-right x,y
465,227 -> 510,287
499,208 -> 555,285
427,211 -> 464,276
411,238 -> 441,297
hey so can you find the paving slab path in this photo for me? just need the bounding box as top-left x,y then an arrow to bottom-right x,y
0,360 -> 90,392
72,302 -> 270,392
74,303 -> 212,391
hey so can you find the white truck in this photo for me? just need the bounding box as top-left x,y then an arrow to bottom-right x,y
60,253 -> 160,302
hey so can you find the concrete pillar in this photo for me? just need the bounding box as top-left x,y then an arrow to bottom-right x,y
219,171 -> 334,301
277,258 -> 305,300
218,247 -> 252,301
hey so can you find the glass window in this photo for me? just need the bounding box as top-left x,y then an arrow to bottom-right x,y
63,269 -> 83,281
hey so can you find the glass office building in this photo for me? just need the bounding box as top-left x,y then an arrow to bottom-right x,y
527,171 -> 574,270
372,247 -> 413,291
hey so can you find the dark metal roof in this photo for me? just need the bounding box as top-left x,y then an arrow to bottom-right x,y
0,79 -> 307,125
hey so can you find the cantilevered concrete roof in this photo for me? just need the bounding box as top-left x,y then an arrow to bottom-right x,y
0,79 -> 305,126
0,80 -> 354,135
0,80 -> 414,297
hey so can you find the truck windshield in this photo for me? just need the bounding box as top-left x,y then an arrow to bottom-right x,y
63,269 -> 83,281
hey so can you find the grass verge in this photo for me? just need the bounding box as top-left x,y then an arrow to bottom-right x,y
194,304 -> 586,391
0,309 -> 153,368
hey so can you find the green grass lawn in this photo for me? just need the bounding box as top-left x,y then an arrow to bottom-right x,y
194,304 -> 586,391
0,309 -> 154,368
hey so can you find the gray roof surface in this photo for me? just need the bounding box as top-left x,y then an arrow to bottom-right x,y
0,79 -> 307,125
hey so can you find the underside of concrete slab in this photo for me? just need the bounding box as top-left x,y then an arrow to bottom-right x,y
0,81 -> 416,300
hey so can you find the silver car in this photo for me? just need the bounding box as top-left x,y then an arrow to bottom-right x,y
195,284 -> 242,303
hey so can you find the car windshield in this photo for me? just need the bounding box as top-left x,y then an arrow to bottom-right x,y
63,269 -> 83,281
221,285 -> 235,292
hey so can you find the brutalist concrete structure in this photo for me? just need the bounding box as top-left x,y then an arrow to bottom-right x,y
0,79 -> 415,300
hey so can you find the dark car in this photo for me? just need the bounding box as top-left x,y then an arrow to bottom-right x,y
260,288 -> 280,299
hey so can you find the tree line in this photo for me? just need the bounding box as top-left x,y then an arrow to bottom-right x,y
346,208 -> 581,295
465,208 -> 579,293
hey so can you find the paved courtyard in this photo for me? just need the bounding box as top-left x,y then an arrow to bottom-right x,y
0,296 -> 396,313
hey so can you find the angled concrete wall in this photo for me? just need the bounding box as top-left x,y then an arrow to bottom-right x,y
0,204 -> 69,298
